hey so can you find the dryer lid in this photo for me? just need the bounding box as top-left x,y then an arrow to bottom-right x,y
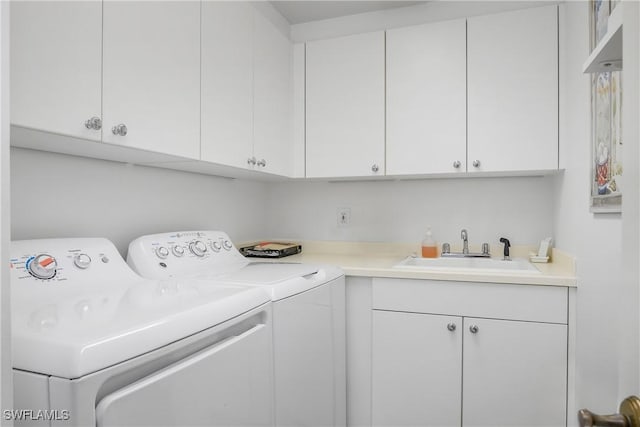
11,277 -> 269,379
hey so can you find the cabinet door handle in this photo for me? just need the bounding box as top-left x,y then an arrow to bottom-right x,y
112,124 -> 128,136
469,325 -> 479,334
447,323 -> 456,332
85,116 -> 102,130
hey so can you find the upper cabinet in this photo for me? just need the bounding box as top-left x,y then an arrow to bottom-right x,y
306,32 -> 385,178
11,3 -> 559,180
467,5 -> 558,173
102,1 -> 200,159
11,1 -> 293,178
386,19 -> 467,176
253,12 -> 294,176
201,4 -> 294,176
201,2 -> 254,169
11,1 -> 102,141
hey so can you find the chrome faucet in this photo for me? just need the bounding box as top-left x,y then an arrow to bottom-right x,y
461,229 -> 469,255
441,228 -> 490,258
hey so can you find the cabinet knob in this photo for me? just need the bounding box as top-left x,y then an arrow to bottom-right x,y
472,160 -> 481,168
111,124 -> 128,136
469,325 -> 479,334
85,116 -> 102,131
453,160 -> 461,169
371,164 -> 379,173
247,157 -> 256,166
257,159 -> 266,167
447,323 -> 456,332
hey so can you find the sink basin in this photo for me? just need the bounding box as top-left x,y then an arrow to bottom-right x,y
394,256 -> 540,274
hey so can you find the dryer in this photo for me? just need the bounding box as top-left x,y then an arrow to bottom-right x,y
127,231 -> 346,427
10,238 -> 274,427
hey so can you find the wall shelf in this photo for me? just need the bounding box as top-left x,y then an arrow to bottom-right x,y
583,3 -> 623,73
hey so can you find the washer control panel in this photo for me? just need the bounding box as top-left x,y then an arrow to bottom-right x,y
127,231 -> 249,280
11,238 -> 138,285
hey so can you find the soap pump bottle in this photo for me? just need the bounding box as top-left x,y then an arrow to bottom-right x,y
421,228 -> 437,258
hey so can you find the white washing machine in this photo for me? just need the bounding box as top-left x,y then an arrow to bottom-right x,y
127,231 -> 346,427
10,237 -> 275,427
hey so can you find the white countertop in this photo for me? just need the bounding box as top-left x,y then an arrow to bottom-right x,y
245,241 -> 576,287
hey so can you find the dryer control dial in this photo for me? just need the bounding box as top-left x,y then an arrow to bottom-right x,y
210,241 -> 222,253
27,254 -> 58,279
222,240 -> 233,251
189,240 -> 207,257
73,253 -> 92,269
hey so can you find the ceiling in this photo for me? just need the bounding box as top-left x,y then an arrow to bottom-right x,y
271,1 -> 427,24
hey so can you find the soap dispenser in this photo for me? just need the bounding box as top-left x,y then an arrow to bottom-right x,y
421,228 -> 437,258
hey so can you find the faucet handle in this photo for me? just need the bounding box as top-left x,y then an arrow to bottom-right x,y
482,243 -> 490,256
442,243 -> 451,254
461,229 -> 468,239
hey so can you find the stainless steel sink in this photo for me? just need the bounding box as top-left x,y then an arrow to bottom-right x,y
394,256 -> 540,273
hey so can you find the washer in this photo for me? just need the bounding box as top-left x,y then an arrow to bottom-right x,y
10,237 -> 274,427
127,231 -> 346,427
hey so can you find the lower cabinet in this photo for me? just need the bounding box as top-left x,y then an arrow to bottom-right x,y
370,278 -> 569,427
372,311 -> 462,427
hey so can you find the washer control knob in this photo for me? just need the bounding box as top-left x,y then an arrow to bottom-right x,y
189,240 -> 207,257
73,253 -> 92,269
210,241 -> 222,253
27,254 -> 58,279
155,246 -> 170,259
222,240 -> 233,251
171,245 -> 185,257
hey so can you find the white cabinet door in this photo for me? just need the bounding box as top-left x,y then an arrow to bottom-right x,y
306,32 -> 385,178
386,20 -> 467,175
253,12 -> 293,176
467,5 -> 558,173
201,2 -> 253,169
102,1 -> 200,159
372,310 -> 462,427
11,1 -> 102,141
462,317 -> 567,427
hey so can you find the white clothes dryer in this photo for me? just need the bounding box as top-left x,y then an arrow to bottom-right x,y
10,238 -> 274,427
127,231 -> 346,427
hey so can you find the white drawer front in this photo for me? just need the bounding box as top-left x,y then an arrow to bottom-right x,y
372,278 -> 567,324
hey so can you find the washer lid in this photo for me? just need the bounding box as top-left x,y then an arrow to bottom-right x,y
217,262 -> 319,284
211,262 -> 342,301
11,278 -> 269,379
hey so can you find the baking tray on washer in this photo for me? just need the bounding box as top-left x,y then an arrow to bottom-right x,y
239,242 -> 302,258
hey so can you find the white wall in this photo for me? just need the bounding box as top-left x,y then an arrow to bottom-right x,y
620,0 -> 640,400
554,2 -> 633,414
266,177 -> 555,248
10,148 -> 270,256
0,1 -> 12,423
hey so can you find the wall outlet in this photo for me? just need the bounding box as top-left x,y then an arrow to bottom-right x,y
337,208 -> 351,227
